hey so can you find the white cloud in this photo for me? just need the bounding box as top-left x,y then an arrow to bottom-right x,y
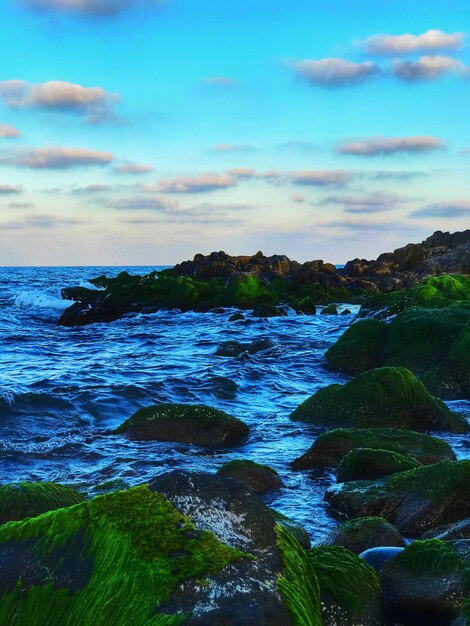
153,173 -> 238,193
0,124 -> 21,138
114,162 -> 155,174
338,136 -> 443,156
0,184 -> 23,194
291,58 -> 381,87
363,29 -> 464,55
392,55 -> 470,81
291,170 -> 353,187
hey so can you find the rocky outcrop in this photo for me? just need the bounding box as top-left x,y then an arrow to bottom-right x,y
341,229 -> 470,291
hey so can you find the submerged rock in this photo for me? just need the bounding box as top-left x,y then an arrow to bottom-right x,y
336,448 -> 420,482
326,460 -> 470,534
292,427 -> 456,470
114,403 -> 250,446
0,482 -> 84,525
380,538 -> 470,626
215,337 -> 274,357
217,460 -> 284,494
290,367 -> 467,432
252,303 -> 288,317
320,304 -> 338,315
324,516 -> 405,554
228,312 -> 245,322
306,545 -> 383,626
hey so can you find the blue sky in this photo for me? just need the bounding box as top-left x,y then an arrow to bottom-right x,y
0,0 -> 469,265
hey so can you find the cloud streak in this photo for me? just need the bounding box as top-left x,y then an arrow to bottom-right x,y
338,136 -> 443,156
1,146 -> 115,169
363,30 -> 464,55
114,162 -> 155,174
152,173 -> 238,193
291,58 -> 381,87
20,0 -> 161,17
0,124 -> 21,138
0,184 -> 23,194
319,191 -> 410,213
410,201 -> 470,218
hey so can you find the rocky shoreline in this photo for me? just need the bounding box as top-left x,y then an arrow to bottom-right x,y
1,230 -> 469,625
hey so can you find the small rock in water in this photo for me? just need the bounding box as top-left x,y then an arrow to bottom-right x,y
228,312 -> 245,322
320,304 -> 338,315
217,459 -> 284,494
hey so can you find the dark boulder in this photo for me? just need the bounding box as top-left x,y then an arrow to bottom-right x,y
114,403 -> 250,447
336,448 -> 420,482
217,460 -> 284,494
324,517 -> 405,554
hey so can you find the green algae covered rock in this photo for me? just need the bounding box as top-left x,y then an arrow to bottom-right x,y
290,367 -> 467,433
0,482 -> 84,525
324,516 -> 405,554
292,427 -> 455,470
223,273 -> 275,309
0,485 -> 246,626
327,303 -> 470,400
271,510 -> 311,550
327,460 -> 470,534
336,448 -> 420,483
217,459 -> 284,494
306,545 -> 383,625
114,403 -> 249,446
380,538 -> 470,625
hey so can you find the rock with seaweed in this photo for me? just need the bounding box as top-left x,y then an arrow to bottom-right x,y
0,474 -> 326,625
379,538 -> 470,626
292,427 -> 455,470
306,545 -> 384,625
148,471 -> 322,625
0,482 -> 84,525
326,460 -> 470,535
290,367 -> 467,432
114,403 -> 250,446
323,517 -> 405,554
336,448 -> 420,482
217,460 -> 284,494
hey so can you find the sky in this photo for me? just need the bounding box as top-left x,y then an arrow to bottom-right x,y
0,0 -> 469,266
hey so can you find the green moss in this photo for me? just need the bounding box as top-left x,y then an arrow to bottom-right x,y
275,525 -> 323,626
0,486 -> 246,626
385,459 -> 470,504
395,539 -> 470,589
294,427 -> 455,469
306,545 -> 381,620
217,459 -> 279,477
0,482 -> 84,525
336,448 -> 420,482
290,367 -> 465,432
326,319 -> 386,375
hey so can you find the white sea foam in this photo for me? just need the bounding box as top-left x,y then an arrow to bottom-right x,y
13,290 -> 69,311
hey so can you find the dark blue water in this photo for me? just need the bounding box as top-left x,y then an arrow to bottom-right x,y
1,266 -> 469,541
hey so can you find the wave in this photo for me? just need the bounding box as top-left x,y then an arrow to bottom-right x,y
13,290 -> 69,311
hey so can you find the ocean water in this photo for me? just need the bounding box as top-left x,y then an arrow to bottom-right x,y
0,266 -> 469,542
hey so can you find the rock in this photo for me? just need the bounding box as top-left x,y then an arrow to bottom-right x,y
270,510 -> 312,549
360,546 -> 405,572
290,367 -> 467,433
380,539 -> 470,625
336,448 -> 421,482
326,460 -> 470,534
327,294 -> 470,400
341,308 -> 352,315
306,545 -> 384,625
0,482 -> 84,525
324,517 -> 405,554
292,427 -> 455,470
215,337 -> 274,357
421,518 -> 470,541
0,481 -> 313,625
223,272 -> 275,309
204,376 -> 238,399
320,304 -> 338,315
228,312 -> 245,322
114,403 -> 250,447
252,303 -> 288,317
148,471 -> 322,624
296,297 -> 317,315
217,460 -> 284,494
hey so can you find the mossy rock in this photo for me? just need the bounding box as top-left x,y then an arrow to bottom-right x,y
114,403 -> 249,446
336,448 -> 421,482
223,273 -> 275,309
271,510 -> 311,549
380,538 -> 470,625
327,303 -> 470,400
217,460 -> 284,494
292,427 -> 456,470
0,482 -> 84,525
0,485 -> 248,625
421,518 -> 470,541
326,460 -> 470,534
324,516 -> 405,554
306,545 -> 383,625
290,367 -> 467,432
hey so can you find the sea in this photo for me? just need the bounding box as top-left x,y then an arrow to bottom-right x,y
1,265 -> 469,541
